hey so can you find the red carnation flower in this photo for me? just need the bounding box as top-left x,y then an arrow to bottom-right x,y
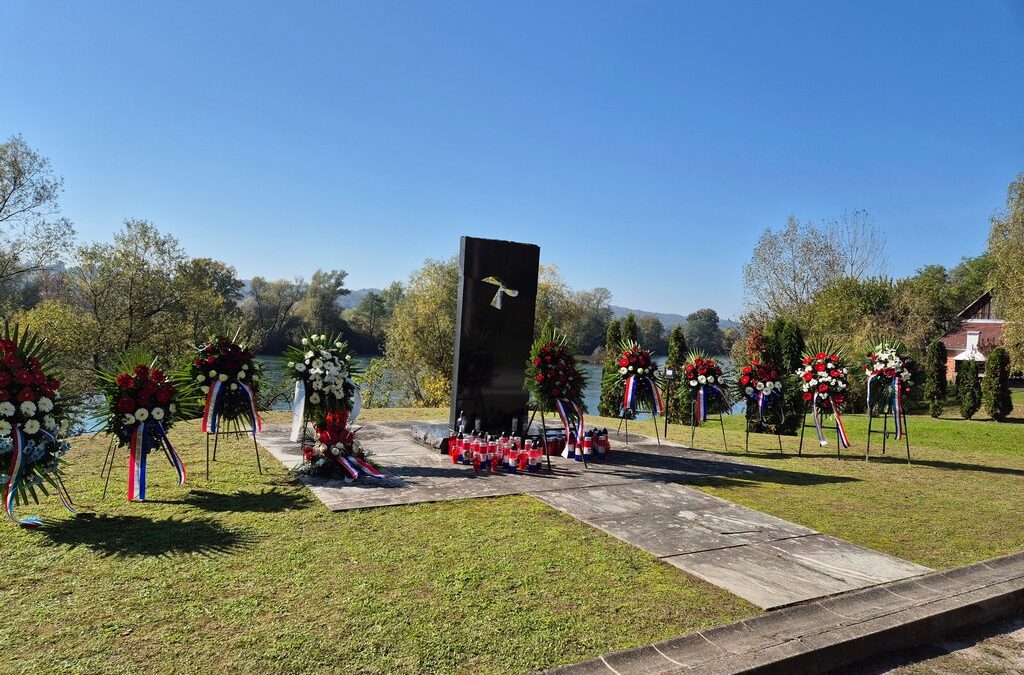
803,392 -> 813,401
814,363 -> 825,372
3,354 -> 22,369
17,387 -> 36,402
116,374 -> 135,390
803,372 -> 813,381
742,366 -> 752,374
134,365 -> 149,377
535,374 -> 544,382
155,388 -> 173,404
16,369 -> 33,385
815,352 -> 826,359
116,397 -> 136,413
818,384 -> 828,392
533,358 -> 542,367
0,372 -> 9,387
551,388 -> 561,397
803,357 -> 812,365
151,369 -> 165,383
740,376 -> 750,385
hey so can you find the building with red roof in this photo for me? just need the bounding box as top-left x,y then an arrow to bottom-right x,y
939,290 -> 1004,381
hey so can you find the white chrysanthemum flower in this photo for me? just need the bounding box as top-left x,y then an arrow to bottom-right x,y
305,351 -> 315,359
756,381 -> 765,390
309,393 -> 321,404
196,374 -> 205,382
331,446 -> 340,456
345,355 -> 351,361
201,385 -> 210,394
287,361 -> 295,368
745,386 -> 754,395
312,359 -> 323,370
636,367 -> 645,375
0,402 -> 14,417
628,365 -> 634,371
208,369 -> 217,378
0,420 -> 11,436
37,397 -> 54,412
134,408 -> 150,421
23,419 -> 40,435
697,375 -> 707,384
151,407 -> 165,421
241,363 -> 248,370
689,379 -> 698,386
20,401 -> 37,417
764,381 -> 774,391
218,374 -> 228,382
707,375 -> 715,384
301,338 -> 309,345
335,342 -> 342,348
230,383 -> 238,391
44,415 -> 56,429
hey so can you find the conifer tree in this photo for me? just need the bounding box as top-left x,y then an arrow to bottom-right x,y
762,316 -> 805,435
621,312 -> 639,345
982,347 -> 1013,421
957,359 -> 982,420
598,319 -> 622,417
924,339 -> 948,418
665,325 -> 688,423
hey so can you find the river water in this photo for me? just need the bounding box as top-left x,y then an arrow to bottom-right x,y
257,355 -> 705,419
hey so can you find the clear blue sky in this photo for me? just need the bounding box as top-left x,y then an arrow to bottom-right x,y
3,1 -> 1022,319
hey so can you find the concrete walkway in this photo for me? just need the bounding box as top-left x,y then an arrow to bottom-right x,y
258,421 -> 929,609
545,552 -> 1024,674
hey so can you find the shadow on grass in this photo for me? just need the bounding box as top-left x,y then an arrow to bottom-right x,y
862,454 -> 1024,476
182,488 -> 312,513
681,465 -> 861,490
42,514 -> 257,558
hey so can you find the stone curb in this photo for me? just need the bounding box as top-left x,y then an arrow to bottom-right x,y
542,551 -> 1024,675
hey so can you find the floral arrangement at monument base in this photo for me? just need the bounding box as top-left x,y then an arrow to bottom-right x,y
797,345 -> 850,448
0,323 -> 76,526
282,333 -> 361,443
295,409 -> 384,483
97,350 -> 195,501
682,350 -> 729,423
864,341 -> 916,440
608,340 -> 663,417
524,326 -> 588,458
189,335 -> 263,436
734,360 -> 784,425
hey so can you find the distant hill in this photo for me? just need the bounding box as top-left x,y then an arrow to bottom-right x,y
241,282 -> 735,328
610,305 -> 737,330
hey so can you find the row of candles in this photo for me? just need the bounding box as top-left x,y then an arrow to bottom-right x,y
447,429 -> 612,473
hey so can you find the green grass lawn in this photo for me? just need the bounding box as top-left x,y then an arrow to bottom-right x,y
0,409 -> 755,675
582,389 -> 1024,571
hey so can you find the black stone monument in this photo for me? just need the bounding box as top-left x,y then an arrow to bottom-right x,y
449,236 -> 540,435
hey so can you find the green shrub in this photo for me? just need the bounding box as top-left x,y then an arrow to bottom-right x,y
665,325 -> 688,424
762,316 -> 805,435
958,359 -> 982,419
598,319 -> 622,417
924,339 -> 948,418
983,347 -> 1013,421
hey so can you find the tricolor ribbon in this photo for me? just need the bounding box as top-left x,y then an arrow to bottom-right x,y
812,395 -> 850,448
201,379 -> 262,436
4,428 -> 76,525
152,421 -> 187,487
128,422 -> 148,501
752,387 -> 783,424
623,376 -> 664,416
695,384 -> 727,423
238,382 -> 263,435
4,429 -> 43,527
553,398 -> 584,458
200,379 -> 224,433
867,374 -> 904,440
334,453 -> 385,483
128,421 -> 187,501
